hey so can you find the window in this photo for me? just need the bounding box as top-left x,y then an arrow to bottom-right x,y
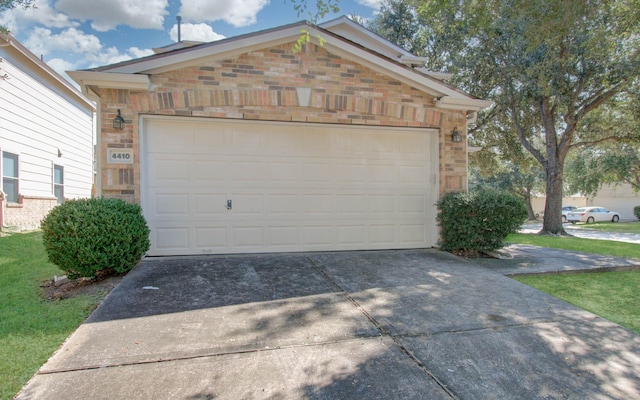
2,152 -> 19,203
54,165 -> 64,204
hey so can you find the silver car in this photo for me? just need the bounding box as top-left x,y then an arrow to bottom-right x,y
566,207 -> 620,224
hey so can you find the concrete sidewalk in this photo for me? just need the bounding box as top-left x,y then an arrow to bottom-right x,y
17,249 -> 640,399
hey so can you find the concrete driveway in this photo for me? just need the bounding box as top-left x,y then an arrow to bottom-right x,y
17,249 -> 640,399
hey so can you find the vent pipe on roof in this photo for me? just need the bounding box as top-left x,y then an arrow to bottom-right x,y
177,16 -> 182,42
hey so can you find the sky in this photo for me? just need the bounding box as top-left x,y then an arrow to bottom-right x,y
1,0 -> 382,84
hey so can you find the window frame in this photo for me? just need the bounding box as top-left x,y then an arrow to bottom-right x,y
53,164 -> 64,204
2,151 -> 19,203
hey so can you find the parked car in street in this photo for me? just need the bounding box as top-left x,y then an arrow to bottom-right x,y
562,205 -> 577,223
566,207 -> 620,224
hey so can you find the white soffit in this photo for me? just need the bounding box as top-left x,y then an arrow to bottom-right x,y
68,70 -> 150,90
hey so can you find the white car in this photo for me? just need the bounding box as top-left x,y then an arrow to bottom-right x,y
566,207 -> 620,224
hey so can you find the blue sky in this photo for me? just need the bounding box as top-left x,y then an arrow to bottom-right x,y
1,0 -> 381,82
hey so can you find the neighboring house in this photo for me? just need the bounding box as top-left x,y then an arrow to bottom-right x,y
533,183 -> 640,221
69,17 -> 491,256
0,33 -> 95,231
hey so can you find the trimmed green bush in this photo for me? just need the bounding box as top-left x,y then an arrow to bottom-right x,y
437,190 -> 527,255
41,198 -> 150,278
634,206 -> 640,221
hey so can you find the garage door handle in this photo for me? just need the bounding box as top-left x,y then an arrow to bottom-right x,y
226,200 -> 232,210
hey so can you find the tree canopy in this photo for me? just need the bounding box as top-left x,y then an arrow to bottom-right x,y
369,0 -> 640,234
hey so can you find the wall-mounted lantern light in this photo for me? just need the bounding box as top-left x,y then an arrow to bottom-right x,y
113,109 -> 125,129
451,126 -> 462,143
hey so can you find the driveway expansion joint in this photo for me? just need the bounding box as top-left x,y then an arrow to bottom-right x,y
306,256 -> 459,400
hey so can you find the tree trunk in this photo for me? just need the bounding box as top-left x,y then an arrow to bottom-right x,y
540,168 -> 567,235
524,193 -> 537,220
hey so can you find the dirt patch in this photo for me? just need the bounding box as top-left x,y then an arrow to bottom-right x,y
41,270 -> 125,301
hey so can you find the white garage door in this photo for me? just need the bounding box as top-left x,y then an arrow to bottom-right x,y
141,116 -> 439,256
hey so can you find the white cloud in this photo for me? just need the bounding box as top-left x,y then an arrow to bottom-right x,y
179,0 -> 269,27
355,0 -> 383,9
1,0 -> 77,34
23,27 -> 153,69
24,26 -> 102,56
0,10 -> 19,33
169,23 -> 225,42
127,47 -> 155,58
55,0 -> 169,31
44,57 -> 77,84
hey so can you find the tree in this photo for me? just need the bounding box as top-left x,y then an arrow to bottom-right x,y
0,0 -> 34,33
371,0 -> 640,235
565,86 -> 640,195
367,0 -> 426,57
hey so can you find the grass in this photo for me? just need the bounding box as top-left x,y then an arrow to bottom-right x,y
507,233 -> 640,259
514,271 -> 640,333
569,220 -> 640,233
0,232 -> 105,400
508,231 -> 640,334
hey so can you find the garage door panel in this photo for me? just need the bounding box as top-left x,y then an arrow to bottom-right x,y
195,194 -> 228,214
267,194 -> 299,215
155,194 -> 189,215
267,226 -> 300,247
336,163 -> 366,183
399,165 -> 426,184
303,162 -> 334,182
303,225 -> 334,247
400,224 -> 426,243
232,226 -> 264,248
231,194 -> 264,215
142,117 -> 438,255
195,227 -> 228,250
369,224 -> 396,244
155,227 -> 190,250
400,195 -> 425,213
267,162 -> 299,183
231,161 -> 265,182
337,225 -> 366,245
193,160 -> 228,183
303,194 -> 333,214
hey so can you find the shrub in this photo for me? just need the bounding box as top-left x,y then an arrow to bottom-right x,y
437,190 -> 527,256
634,206 -> 640,221
41,198 -> 150,278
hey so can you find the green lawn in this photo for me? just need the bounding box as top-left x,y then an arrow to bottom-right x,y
507,233 -> 640,259
0,232 -> 106,400
508,232 -> 640,334
514,271 -> 640,333
569,220 -> 640,233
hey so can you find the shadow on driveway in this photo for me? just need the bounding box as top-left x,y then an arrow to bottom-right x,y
17,249 -> 640,399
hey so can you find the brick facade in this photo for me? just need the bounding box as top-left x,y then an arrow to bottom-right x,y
95,42 -> 468,203
1,194 -> 58,231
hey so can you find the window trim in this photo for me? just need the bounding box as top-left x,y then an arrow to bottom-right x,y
2,151 -> 19,203
53,164 -> 64,204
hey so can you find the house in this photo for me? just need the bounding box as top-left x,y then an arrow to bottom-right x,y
69,17 -> 491,256
532,183 -> 640,221
0,34 -> 95,231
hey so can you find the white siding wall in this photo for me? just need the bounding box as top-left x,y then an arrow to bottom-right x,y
0,56 -> 93,200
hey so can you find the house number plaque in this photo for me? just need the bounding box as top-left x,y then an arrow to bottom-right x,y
107,148 -> 134,164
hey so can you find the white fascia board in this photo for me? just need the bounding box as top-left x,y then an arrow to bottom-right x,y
68,70 -> 150,91
415,67 -> 453,81
320,16 -> 414,58
399,55 -> 427,66
435,96 -> 494,112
